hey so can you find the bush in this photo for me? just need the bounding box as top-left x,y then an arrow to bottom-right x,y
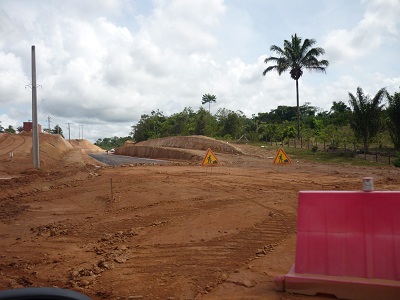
311,145 -> 318,153
393,152 -> 400,167
338,151 -> 356,158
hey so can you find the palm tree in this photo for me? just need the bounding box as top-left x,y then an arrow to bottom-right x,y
386,89 -> 400,148
263,34 -> 329,139
348,87 -> 386,156
201,94 -> 217,114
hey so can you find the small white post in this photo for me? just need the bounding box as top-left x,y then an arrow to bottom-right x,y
363,177 -> 373,192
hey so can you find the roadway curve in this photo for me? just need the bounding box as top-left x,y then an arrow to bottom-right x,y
88,153 -> 169,166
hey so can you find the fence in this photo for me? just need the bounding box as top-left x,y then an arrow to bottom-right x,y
265,138 -> 396,165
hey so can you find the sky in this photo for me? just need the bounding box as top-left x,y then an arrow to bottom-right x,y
0,0 -> 399,143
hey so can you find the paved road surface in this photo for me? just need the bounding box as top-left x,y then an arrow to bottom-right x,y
88,153 -> 169,166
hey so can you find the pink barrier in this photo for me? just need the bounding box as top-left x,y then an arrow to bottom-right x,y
275,191 -> 400,300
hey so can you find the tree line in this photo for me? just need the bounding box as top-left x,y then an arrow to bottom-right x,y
130,87 -> 400,155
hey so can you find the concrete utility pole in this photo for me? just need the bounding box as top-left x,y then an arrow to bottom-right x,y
79,125 -> 84,140
47,116 -> 51,132
31,45 -> 40,169
66,122 -> 71,142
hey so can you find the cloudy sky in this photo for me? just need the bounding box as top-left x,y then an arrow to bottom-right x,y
0,0 -> 399,142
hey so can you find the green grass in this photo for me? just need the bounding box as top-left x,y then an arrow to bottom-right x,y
248,143 -> 394,167
285,148 -> 367,165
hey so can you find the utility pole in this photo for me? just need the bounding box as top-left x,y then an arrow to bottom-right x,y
66,122 -> 71,142
47,116 -> 51,133
31,45 -> 40,169
79,125 -> 84,140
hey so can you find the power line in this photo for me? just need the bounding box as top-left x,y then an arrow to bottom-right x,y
0,75 -> 28,86
0,80 -> 24,88
0,64 -> 29,85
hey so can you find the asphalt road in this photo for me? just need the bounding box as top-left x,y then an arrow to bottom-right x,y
88,153 -> 169,166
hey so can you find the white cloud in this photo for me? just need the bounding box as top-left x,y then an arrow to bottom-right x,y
0,0 -> 398,142
324,0 -> 400,62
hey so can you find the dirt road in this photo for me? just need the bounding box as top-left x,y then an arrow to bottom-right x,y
1,133 -> 399,300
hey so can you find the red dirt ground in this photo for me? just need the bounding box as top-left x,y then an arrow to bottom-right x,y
1,133 -> 399,300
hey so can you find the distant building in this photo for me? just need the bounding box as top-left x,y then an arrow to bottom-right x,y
23,122 -> 42,133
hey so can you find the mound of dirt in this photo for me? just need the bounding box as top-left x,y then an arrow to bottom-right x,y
136,136 -> 244,154
39,134 -> 73,159
116,136 -> 245,161
0,133 -> 103,174
68,139 -> 104,153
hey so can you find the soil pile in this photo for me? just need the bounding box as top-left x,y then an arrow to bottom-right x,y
116,136 -> 244,161
0,133 -> 103,175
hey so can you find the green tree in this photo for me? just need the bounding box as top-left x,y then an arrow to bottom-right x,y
262,33 -> 329,139
216,109 -> 246,139
163,107 -> 196,136
5,125 -> 16,133
337,125 -> 356,150
195,107 -> 209,136
348,87 -> 386,154
386,89 -> 400,148
282,124 -> 296,139
95,136 -> 132,149
201,94 -> 217,114
51,124 -> 64,138
329,101 -> 351,127
132,110 -> 166,142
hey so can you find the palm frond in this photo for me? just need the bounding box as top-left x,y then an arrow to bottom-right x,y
269,45 -> 285,55
264,56 -> 280,64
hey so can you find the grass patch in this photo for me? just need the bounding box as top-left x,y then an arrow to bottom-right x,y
252,143 -> 392,167
285,148 -> 390,166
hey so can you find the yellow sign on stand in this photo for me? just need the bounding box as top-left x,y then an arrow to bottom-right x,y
202,148 -> 221,166
273,148 -> 291,164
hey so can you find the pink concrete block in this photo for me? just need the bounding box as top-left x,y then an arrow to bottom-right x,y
276,191 -> 400,299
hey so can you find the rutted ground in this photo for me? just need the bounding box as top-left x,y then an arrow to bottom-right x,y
1,134 -> 400,300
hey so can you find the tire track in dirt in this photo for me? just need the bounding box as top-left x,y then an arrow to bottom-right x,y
82,204 -> 297,298
0,135 -> 27,157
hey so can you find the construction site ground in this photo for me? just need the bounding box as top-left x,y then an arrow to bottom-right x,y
1,133 -> 399,300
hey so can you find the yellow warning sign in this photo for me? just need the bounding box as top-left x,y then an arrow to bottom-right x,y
202,148 -> 221,166
273,148 -> 291,164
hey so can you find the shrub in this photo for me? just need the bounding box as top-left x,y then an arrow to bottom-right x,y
311,145 -> 318,153
393,152 -> 400,167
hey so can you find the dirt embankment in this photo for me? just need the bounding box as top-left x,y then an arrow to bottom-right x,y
0,133 -> 103,175
115,136 -> 244,161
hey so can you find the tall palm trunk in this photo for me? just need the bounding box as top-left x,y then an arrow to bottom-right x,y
296,79 -> 300,140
